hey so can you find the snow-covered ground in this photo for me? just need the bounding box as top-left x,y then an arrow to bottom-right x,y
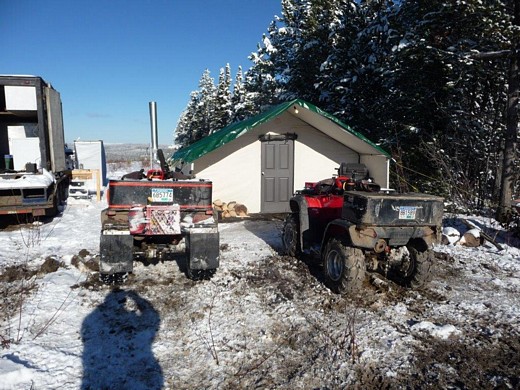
0,163 -> 519,389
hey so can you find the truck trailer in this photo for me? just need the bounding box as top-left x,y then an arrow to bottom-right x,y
0,75 -> 70,217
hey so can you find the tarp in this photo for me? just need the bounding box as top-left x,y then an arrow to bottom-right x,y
170,99 -> 390,164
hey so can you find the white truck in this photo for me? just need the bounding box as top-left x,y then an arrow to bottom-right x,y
0,75 -> 70,218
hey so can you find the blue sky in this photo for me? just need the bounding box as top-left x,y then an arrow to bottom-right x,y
2,0 -> 281,144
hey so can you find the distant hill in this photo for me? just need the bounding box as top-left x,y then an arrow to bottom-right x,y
103,143 -> 175,162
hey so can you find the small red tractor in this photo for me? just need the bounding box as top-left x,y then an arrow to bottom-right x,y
282,163 -> 443,293
99,150 -> 219,282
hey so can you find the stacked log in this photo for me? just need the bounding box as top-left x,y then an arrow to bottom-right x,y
213,199 -> 248,219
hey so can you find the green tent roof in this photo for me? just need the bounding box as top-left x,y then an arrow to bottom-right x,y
170,99 -> 389,164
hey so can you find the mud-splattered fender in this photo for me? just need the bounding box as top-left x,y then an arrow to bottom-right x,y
186,227 -> 220,270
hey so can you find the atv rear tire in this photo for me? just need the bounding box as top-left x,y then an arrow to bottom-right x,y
323,238 -> 365,294
394,246 -> 433,288
282,213 -> 301,257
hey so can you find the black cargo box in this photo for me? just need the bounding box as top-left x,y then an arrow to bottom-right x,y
107,179 -> 213,210
342,191 -> 444,226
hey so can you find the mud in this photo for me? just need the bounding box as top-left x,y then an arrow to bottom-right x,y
1,230 -> 519,388
107,248 -> 518,389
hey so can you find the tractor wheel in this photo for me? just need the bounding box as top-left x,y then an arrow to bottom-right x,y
323,238 -> 365,294
394,246 -> 433,288
282,213 -> 301,257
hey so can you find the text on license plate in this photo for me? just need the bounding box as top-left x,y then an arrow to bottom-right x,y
399,206 -> 417,220
151,188 -> 173,203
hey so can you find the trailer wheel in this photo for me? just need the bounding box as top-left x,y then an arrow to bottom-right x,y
45,191 -> 60,217
187,268 -> 216,281
323,238 -> 365,294
394,246 -> 433,288
282,213 -> 301,257
99,272 -> 127,285
99,232 -> 134,284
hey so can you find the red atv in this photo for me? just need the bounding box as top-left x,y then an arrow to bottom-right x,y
282,163 -> 443,294
100,150 -> 219,282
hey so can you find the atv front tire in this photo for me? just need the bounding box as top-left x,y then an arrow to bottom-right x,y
282,213 -> 301,257
323,238 -> 365,294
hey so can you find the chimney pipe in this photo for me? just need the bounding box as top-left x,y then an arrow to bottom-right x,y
149,101 -> 158,167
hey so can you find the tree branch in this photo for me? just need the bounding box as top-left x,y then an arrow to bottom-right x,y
466,50 -> 512,60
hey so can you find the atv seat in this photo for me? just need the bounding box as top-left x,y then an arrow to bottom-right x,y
338,163 -> 369,181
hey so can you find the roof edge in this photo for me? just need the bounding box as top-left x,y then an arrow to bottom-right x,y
170,99 -> 390,164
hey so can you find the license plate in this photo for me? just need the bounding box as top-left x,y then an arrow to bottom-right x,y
399,206 -> 417,220
151,188 -> 173,203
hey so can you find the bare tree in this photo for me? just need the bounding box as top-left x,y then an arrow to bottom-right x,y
497,0 -> 520,222
468,1 -> 519,222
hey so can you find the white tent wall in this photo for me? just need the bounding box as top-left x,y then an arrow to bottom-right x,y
193,127 -> 263,213
293,123 -> 359,188
74,141 -> 107,188
360,155 -> 390,189
191,112 -> 389,213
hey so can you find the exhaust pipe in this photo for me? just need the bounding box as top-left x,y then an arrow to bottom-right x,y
149,101 -> 158,167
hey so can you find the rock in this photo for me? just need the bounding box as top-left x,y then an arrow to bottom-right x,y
39,257 -> 61,274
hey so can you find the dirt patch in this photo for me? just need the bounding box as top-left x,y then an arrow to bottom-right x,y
39,257 -> 62,274
1,216 -> 519,388
0,264 -> 39,283
70,248 -> 100,273
408,329 -> 520,389
0,264 -> 39,348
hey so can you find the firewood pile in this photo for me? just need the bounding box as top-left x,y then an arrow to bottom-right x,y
441,219 -> 503,250
213,199 -> 248,219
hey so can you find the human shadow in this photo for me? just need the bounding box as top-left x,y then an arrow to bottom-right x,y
244,217 -> 328,286
81,289 -> 163,389
243,218 -> 285,254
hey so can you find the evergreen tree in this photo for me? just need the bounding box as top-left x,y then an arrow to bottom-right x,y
246,0 -> 341,105
174,0 -> 519,216
231,66 -> 248,122
214,64 -> 233,131
245,31 -> 283,112
196,69 -> 218,138
174,91 -> 199,147
173,69 -> 217,147
384,0 -> 511,205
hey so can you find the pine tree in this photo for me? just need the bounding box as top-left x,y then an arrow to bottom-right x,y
385,0 -> 511,204
231,66 -> 248,122
315,0 -> 364,114
196,69 -> 218,138
174,91 -> 199,147
214,64 -> 233,131
174,0 -> 519,216
173,69 -> 217,147
245,30 -> 283,112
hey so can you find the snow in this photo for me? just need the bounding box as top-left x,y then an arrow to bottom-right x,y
410,321 -> 461,339
0,166 -> 519,388
0,169 -> 55,189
